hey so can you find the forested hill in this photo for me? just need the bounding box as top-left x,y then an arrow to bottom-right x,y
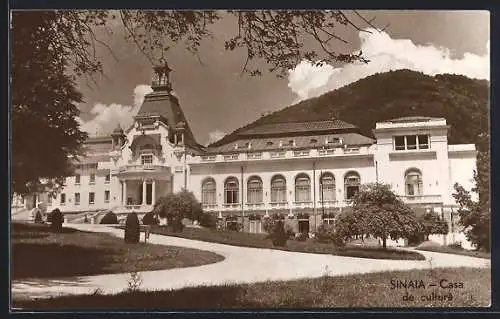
213,69 -> 489,152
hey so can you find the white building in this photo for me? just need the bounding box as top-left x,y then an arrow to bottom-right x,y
13,64 -> 478,246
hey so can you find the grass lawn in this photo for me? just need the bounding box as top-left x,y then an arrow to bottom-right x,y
417,245 -> 490,260
13,267 -> 490,309
138,226 -> 424,260
11,223 -> 224,279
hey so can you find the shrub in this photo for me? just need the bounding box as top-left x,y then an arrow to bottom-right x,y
226,221 -> 242,232
50,208 -> 63,231
170,216 -> 184,233
270,220 -> 287,247
285,224 -> 295,239
295,232 -> 308,241
316,223 -> 335,243
34,210 -> 43,224
154,190 -> 202,221
199,212 -> 217,229
418,212 -> 449,240
142,211 -> 159,226
448,241 -> 463,249
100,212 -> 119,225
124,212 -> 140,243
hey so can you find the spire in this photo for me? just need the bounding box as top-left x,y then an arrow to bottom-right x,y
152,58 -> 173,92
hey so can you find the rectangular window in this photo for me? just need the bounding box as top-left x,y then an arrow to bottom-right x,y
47,195 -> 52,206
323,218 -> 335,226
89,192 -> 95,205
89,174 -> 96,184
104,190 -> 110,203
346,186 -> 359,200
141,154 -> 153,165
394,136 -> 406,150
75,174 -> 80,185
394,135 -> 430,151
75,193 -> 80,205
60,193 -> 66,205
225,190 -> 239,204
249,220 -> 262,233
406,135 -> 417,150
418,135 -> 429,149
105,173 -> 110,184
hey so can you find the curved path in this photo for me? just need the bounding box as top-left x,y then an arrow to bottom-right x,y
12,224 -> 490,300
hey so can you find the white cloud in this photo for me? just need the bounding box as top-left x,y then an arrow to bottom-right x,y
207,129 -> 226,145
79,84 -> 153,136
288,28 -> 490,102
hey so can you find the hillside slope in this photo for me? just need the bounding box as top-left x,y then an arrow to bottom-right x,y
213,69 -> 489,152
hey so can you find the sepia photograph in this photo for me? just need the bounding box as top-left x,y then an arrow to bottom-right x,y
9,9 -> 491,310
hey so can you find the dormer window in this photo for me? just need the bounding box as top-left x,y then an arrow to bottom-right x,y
141,154 -> 153,165
394,135 -> 430,151
310,138 -> 318,144
279,140 -> 283,147
288,140 -> 295,147
266,141 -> 273,147
234,144 -> 239,150
326,137 -> 340,145
245,142 -> 251,149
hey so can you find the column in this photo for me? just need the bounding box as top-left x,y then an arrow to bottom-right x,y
142,179 -> 147,205
152,180 -> 156,205
123,180 -> 127,205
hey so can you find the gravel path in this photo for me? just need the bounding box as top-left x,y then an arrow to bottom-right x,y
11,224 -> 490,300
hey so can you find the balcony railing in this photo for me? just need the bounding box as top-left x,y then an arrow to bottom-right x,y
246,202 -> 264,209
202,203 -> 218,211
269,202 -> 287,209
400,195 -> 442,203
270,151 -> 286,158
317,200 -> 338,208
247,152 -> 262,159
293,150 -> 310,157
293,201 -> 313,208
223,154 -> 239,161
118,164 -> 168,173
223,203 -> 241,209
201,155 -> 216,162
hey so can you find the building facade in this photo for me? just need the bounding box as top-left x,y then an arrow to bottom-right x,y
13,64 -> 478,246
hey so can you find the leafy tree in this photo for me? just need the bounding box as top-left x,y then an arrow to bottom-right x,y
154,190 -> 202,219
11,10 -> 379,197
347,183 -> 420,249
418,212 -> 449,241
452,182 -> 490,251
153,190 -> 201,231
11,11 -> 88,197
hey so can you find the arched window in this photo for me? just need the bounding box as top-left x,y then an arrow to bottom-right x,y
405,169 -> 423,196
344,171 -> 360,200
247,176 -> 263,204
320,172 -> 336,202
295,173 -> 311,202
201,178 -> 216,205
224,177 -> 239,204
271,175 -> 287,203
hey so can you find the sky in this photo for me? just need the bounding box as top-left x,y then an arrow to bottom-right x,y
76,10 -> 490,145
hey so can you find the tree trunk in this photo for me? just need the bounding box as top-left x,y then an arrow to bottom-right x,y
382,237 -> 387,249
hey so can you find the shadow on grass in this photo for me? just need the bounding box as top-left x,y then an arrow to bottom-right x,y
12,284 -> 317,310
11,243 -> 112,279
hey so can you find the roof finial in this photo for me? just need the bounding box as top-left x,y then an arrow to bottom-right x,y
152,57 -> 173,92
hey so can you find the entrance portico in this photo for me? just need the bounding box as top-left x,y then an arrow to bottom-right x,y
116,165 -> 172,211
